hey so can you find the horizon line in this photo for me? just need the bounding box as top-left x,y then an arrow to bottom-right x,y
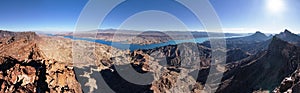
0,28 -> 297,34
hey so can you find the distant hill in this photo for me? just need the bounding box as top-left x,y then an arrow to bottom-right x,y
202,30 -> 300,55
227,31 -> 270,43
201,31 -> 271,54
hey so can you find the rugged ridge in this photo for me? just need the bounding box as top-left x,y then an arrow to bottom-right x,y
217,37 -> 300,93
275,29 -> 300,46
0,31 -> 82,93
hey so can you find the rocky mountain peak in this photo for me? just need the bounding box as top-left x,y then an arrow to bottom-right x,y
255,31 -> 264,35
252,31 -> 267,38
275,29 -> 300,46
284,29 -> 292,33
229,31 -> 269,42
278,29 -> 296,37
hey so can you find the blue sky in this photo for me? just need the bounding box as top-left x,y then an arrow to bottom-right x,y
0,0 -> 299,33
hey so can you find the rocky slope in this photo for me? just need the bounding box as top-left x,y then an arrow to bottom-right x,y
0,30 -> 81,93
217,37 -> 300,93
72,42 -> 214,93
225,48 -> 250,63
128,42 -> 237,92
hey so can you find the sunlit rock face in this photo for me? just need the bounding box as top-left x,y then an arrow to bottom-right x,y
0,31 -> 81,93
0,57 -> 81,93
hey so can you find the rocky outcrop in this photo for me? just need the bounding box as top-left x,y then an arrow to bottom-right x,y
0,57 -> 81,93
273,69 -> 300,93
0,31 -> 82,93
151,70 -> 179,93
45,59 -> 81,93
0,56 -> 39,93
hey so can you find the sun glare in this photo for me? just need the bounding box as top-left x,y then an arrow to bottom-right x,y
267,0 -> 284,13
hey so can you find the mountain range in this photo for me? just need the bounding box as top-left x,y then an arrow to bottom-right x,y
54,29 -> 243,45
0,29 -> 300,92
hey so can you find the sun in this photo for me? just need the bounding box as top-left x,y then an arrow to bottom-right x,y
267,0 -> 285,13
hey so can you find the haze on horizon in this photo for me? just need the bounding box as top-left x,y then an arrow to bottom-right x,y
0,0 -> 299,34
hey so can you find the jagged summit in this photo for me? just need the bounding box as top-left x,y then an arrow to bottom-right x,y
278,29 -> 296,36
275,29 -> 300,46
254,31 -> 265,35
284,29 -> 292,33
277,29 -> 295,37
251,31 -> 267,38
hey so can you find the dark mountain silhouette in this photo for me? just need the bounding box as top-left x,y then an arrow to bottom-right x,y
217,37 -> 300,93
226,48 -> 250,63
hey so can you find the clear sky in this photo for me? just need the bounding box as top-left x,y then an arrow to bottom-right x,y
0,0 -> 299,33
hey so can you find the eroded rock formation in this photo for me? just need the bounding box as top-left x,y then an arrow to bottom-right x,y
0,31 -> 81,93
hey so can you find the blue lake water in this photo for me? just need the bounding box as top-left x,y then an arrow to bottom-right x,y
64,36 -> 241,51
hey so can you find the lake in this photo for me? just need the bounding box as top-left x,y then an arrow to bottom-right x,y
64,36 -> 242,51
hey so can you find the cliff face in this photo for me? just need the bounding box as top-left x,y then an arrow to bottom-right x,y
0,31 -> 81,93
